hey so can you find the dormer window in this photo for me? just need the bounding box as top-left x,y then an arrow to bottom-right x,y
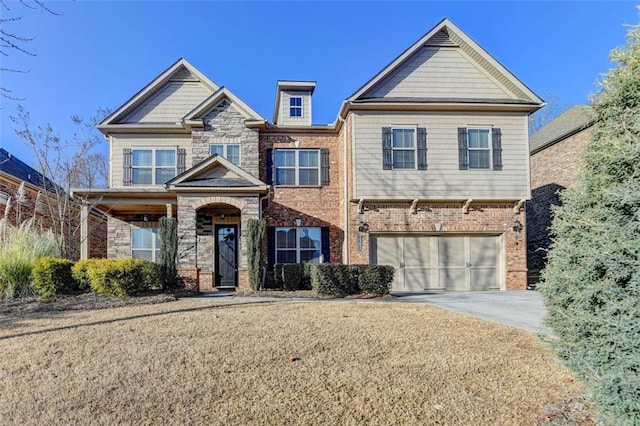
289,97 -> 302,117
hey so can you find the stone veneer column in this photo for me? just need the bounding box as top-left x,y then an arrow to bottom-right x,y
177,195 -> 198,290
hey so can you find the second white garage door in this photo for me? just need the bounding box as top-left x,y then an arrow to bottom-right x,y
370,235 -> 502,291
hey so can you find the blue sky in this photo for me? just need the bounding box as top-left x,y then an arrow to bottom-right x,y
0,1 -> 637,167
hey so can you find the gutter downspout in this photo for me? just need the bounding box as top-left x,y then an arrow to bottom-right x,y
338,114 -> 349,264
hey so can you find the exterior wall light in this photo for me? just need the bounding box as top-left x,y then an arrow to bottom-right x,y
513,219 -> 522,233
358,220 -> 370,233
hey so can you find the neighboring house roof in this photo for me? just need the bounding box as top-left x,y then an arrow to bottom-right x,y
0,148 -> 55,190
345,18 -> 544,109
530,106 -> 594,154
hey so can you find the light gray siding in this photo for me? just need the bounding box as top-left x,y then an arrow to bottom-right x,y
278,90 -> 312,126
122,81 -> 211,123
110,134 -> 192,188
353,111 -> 529,200
363,47 -> 512,100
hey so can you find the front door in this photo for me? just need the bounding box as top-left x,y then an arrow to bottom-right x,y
216,225 -> 237,288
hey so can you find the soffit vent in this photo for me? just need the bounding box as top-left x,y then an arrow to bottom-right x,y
424,29 -> 458,47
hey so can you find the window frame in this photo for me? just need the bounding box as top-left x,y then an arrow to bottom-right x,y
466,127 -> 492,170
131,148 -> 177,185
275,227 -> 323,264
131,226 -> 160,262
391,126 -> 417,170
289,96 -> 303,117
209,143 -> 241,165
274,149 -> 320,186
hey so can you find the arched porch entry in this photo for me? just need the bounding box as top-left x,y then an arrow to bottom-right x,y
195,203 -> 241,290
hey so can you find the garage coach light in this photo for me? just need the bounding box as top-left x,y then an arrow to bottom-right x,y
358,220 -> 370,233
512,219 -> 522,233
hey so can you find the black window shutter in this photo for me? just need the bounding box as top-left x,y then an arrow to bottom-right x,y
492,128 -> 503,171
267,227 -> 275,264
320,148 -> 329,185
177,148 -> 186,175
123,148 -> 132,186
265,148 -> 273,185
382,127 -> 392,170
458,128 -> 468,170
417,127 -> 428,170
321,227 -> 330,263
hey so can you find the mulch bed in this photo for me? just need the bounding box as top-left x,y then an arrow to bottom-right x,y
232,289 -> 396,300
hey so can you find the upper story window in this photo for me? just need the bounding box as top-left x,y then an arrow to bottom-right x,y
289,97 -> 302,117
382,127 -> 428,170
274,149 -> 319,185
458,127 -> 502,171
132,148 -> 176,185
210,144 -> 240,165
392,128 -> 416,169
276,227 -> 322,263
132,227 -> 160,261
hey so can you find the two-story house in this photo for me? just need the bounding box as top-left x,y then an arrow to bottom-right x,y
74,18 -> 543,291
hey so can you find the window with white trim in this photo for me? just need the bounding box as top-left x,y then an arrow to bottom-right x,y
131,227 -> 160,261
289,97 -> 302,117
274,149 -> 319,185
467,128 -> 491,170
392,128 -> 416,169
210,144 -> 240,165
132,149 -> 176,185
276,227 -> 322,263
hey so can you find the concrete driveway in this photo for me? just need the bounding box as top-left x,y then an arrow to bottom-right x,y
391,291 -> 549,334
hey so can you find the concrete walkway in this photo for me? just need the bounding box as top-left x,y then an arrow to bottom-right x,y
198,290 -> 550,334
391,290 -> 549,334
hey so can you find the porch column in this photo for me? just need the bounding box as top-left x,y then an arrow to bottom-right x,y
166,203 -> 173,218
80,203 -> 89,260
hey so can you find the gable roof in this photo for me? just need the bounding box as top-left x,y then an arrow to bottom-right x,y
530,106 -> 594,154
98,58 -> 218,130
346,18 -> 543,108
183,86 -> 266,128
164,154 -> 267,192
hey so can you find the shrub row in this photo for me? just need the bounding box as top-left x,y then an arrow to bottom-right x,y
30,257 -> 161,298
273,263 -> 394,296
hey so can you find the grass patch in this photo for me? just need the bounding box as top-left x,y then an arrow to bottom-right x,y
0,299 -> 583,424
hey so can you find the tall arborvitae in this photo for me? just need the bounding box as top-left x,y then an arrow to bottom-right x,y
538,21 -> 640,425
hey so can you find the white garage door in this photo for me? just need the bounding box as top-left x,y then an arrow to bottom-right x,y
371,235 -> 501,291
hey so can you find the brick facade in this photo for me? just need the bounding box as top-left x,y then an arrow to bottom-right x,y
260,132 -> 344,264
527,126 -> 592,283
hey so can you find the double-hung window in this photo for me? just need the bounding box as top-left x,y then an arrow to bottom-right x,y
131,227 -> 160,261
274,149 -> 319,185
132,148 -> 176,185
210,144 -> 240,165
392,128 -> 416,169
467,128 -> 491,169
276,227 -> 322,263
289,97 -> 302,117
382,127 -> 428,170
458,127 -> 502,171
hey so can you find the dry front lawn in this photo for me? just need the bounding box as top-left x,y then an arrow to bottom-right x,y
0,298 -> 581,425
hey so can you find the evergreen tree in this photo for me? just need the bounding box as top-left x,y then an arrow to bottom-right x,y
538,21 -> 640,424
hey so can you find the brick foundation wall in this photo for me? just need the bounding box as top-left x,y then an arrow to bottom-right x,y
527,127 -> 592,283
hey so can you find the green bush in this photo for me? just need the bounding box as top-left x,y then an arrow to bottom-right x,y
30,257 -> 77,298
538,23 -> 640,424
310,264 -> 358,296
358,265 -> 394,295
72,259 -> 102,291
246,218 -> 265,290
300,263 -> 313,290
158,217 -> 178,289
281,264 -> 303,291
273,264 -> 284,288
83,259 -> 154,297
